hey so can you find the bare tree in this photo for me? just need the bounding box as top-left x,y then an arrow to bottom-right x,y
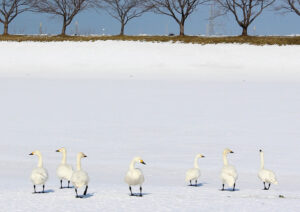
147,0 -> 208,36
0,0 -> 28,35
101,0 -> 150,35
29,0 -> 93,35
279,0 -> 300,16
215,0 -> 275,36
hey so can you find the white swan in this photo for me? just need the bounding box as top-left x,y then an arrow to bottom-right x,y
56,147 -> 73,189
125,157 -> 146,196
220,148 -> 238,191
70,152 -> 89,198
185,154 -> 205,186
258,149 -> 278,190
29,150 -> 48,193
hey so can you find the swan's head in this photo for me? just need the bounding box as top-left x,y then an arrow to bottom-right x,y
196,154 -> 205,158
78,152 -> 87,159
134,157 -> 146,165
223,148 -> 234,154
29,150 -> 42,157
56,147 -> 66,153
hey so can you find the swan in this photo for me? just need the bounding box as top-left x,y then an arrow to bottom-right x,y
29,150 -> 48,193
125,157 -> 146,197
258,149 -> 278,190
220,148 -> 238,191
70,152 -> 89,198
185,154 -> 205,186
56,147 -> 73,189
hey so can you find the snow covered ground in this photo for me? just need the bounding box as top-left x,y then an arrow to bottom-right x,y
0,41 -> 300,211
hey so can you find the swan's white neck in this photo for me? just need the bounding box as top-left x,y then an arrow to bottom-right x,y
260,152 -> 264,169
194,156 -> 200,168
61,151 -> 66,164
129,160 -> 137,170
37,154 -> 43,168
76,155 -> 82,171
223,153 -> 229,166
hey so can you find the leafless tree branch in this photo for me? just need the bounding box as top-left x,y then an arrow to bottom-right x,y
0,0 -> 29,35
99,0 -> 151,35
146,0 -> 209,36
214,0 -> 275,36
28,0 -> 94,35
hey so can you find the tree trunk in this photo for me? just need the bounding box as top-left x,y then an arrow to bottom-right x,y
179,22 -> 185,36
241,26 -> 248,36
3,21 -> 9,35
119,22 -> 125,36
61,17 -> 67,36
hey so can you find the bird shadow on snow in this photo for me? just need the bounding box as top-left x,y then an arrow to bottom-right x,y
188,183 -> 206,187
77,193 -> 95,199
60,186 -> 75,189
129,193 -> 151,197
32,189 -> 55,194
220,188 -> 240,192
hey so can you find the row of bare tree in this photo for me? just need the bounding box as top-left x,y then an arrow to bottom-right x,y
0,0 -> 299,36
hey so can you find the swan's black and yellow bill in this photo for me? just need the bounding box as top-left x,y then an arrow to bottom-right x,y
202,155 -> 205,158
83,154 -> 87,158
230,151 -> 234,153
140,160 -> 146,165
29,152 -> 34,155
56,149 -> 60,152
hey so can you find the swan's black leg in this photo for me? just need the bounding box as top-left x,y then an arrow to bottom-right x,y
263,182 -> 267,190
75,188 -> 79,198
68,181 -> 70,188
195,180 -> 198,186
33,185 -> 36,193
42,185 -> 45,193
190,180 -> 192,186
140,186 -> 143,197
221,184 -> 224,191
233,183 -> 236,191
268,183 -> 271,190
60,180 -> 63,189
83,185 -> 88,195
129,186 -> 133,196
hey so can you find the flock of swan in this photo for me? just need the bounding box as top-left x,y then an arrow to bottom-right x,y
29,148 -> 278,198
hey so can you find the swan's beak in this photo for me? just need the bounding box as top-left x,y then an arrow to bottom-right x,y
56,150 -> 60,152
230,151 -> 234,153
140,160 -> 146,165
29,152 -> 34,155
83,154 -> 87,158
202,155 -> 205,158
